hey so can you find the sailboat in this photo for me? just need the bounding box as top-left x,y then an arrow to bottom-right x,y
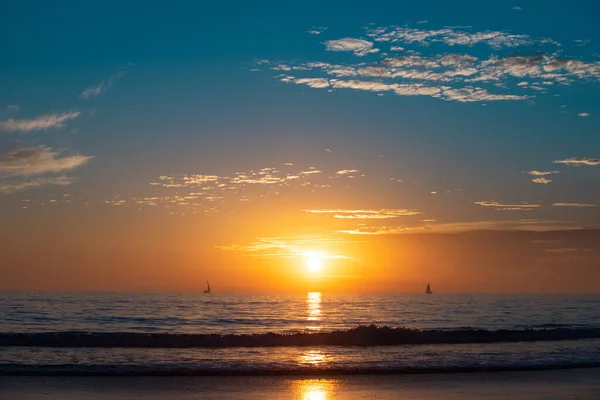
425,283 -> 432,294
203,281 -> 211,294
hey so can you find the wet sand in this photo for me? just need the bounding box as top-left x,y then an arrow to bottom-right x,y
1,368 -> 599,399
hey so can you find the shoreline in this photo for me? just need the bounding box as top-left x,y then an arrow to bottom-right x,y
2,368 -> 600,400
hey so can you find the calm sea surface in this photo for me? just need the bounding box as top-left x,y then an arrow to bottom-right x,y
1,292 -> 600,375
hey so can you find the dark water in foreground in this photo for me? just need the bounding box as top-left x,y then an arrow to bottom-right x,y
1,292 -> 599,375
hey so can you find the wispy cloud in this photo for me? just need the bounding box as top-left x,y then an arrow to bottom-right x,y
338,219 -> 582,235
216,236 -> 351,259
324,38 -> 379,56
0,176 -> 73,195
335,169 -> 358,175
79,63 -> 133,100
0,111 -> 80,133
305,208 -> 422,219
545,248 -> 591,253
0,143 -> 93,178
5,105 -> 20,113
0,143 -> 92,195
475,201 -> 541,211
552,203 -> 595,208
554,157 -> 600,166
578,112 -> 590,117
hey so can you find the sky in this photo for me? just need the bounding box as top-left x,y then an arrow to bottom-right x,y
1,0 -> 599,292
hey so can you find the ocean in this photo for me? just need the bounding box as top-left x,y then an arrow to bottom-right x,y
1,292 -> 600,376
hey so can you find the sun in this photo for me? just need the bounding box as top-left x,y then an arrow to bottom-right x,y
305,252 -> 324,272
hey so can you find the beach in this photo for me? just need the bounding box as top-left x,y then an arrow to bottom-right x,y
2,368 -> 599,400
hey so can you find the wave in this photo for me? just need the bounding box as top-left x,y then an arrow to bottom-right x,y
1,362 -> 599,376
2,325 -> 600,348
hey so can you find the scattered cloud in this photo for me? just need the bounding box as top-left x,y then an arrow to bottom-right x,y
574,39 -> 590,47
475,201 -> 541,211
532,177 -> 552,184
259,24 -> 600,103
512,6 -> 522,10
324,38 -> 379,56
554,157 -> 600,166
0,111 -> 80,133
335,169 -> 358,175
282,75 -> 529,102
0,144 -> 93,178
578,112 -> 590,117
305,208 -> 422,219
98,164 -> 357,215
79,63 -> 133,100
552,203 -> 595,208
365,25 -> 558,49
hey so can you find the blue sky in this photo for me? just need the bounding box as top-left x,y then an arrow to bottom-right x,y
1,0 -> 600,290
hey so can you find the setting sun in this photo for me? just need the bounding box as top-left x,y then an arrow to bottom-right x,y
305,252 -> 324,272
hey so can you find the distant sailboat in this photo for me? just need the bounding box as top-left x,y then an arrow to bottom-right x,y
425,283 -> 432,294
203,281 -> 211,294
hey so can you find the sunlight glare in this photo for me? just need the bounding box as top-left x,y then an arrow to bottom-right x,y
293,379 -> 337,400
305,252 -> 324,272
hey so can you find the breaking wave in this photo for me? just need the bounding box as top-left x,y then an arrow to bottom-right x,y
2,325 -> 600,348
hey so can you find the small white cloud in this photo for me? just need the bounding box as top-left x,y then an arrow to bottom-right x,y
578,112 -> 590,117
524,170 -> 559,176
293,78 -> 330,88
335,169 -> 357,175
0,111 -> 80,133
308,26 -> 327,35
324,38 -> 379,56
532,177 -> 552,184
512,6 -> 522,10
554,157 -> 600,166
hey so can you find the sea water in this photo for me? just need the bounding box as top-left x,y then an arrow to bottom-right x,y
1,292 -> 600,375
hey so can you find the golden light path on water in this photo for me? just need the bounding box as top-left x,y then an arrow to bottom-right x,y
296,292 -> 337,399
306,292 -> 321,330
292,379 -> 338,400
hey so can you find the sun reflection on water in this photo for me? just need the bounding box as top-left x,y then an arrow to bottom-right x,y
293,379 -> 337,400
306,292 -> 321,330
299,349 -> 327,366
